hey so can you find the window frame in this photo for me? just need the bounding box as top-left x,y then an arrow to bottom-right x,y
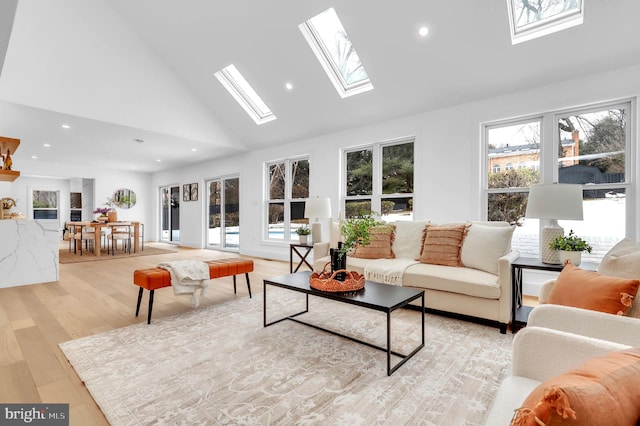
482,98 -> 636,258
264,156 -> 310,242
31,189 -> 60,220
342,137 -> 414,220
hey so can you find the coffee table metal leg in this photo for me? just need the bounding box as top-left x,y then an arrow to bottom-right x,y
387,311 -> 391,375
263,282 -> 310,327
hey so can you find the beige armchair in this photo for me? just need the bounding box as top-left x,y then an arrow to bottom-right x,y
485,326 -> 630,425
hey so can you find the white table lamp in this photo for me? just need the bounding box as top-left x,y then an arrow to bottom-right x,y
304,197 -> 331,244
525,183 -> 583,264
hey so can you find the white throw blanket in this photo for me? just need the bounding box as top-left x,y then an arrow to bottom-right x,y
159,260 -> 210,307
364,258 -> 419,286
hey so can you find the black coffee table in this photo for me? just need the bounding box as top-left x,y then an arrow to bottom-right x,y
263,271 -> 425,376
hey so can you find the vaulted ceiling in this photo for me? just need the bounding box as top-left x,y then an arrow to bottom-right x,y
1,0 -> 639,173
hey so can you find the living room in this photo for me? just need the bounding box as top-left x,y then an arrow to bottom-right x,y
1,1 -> 640,424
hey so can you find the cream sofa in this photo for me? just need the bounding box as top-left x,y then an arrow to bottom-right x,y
313,220 -> 519,333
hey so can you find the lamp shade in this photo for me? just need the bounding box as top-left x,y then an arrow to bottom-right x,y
525,184 -> 583,220
304,197 -> 331,219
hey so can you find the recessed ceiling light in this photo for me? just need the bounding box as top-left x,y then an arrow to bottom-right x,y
61,124 -> 70,129
418,26 -> 429,37
31,156 -> 38,159
191,148 -> 197,152
156,159 -> 161,162
285,82 -> 293,91
43,143 -> 51,147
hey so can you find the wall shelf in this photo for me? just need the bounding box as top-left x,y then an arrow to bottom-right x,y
0,136 -> 20,182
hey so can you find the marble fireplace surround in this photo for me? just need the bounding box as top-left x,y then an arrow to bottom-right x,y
0,219 -> 59,288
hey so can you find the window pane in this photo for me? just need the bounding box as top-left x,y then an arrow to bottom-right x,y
33,191 -> 58,208
290,200 -> 307,239
382,143 -> 414,194
511,0 -> 582,29
291,159 -> 309,199
268,202 -> 285,239
269,163 -> 285,200
225,178 -> 240,248
487,192 -> 529,224
345,199 -> 371,218
346,149 -> 372,196
558,108 -> 626,185
381,197 -> 413,221
33,210 -> 57,219
487,122 -> 540,189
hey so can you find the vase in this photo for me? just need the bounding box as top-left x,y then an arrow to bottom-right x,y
558,250 -> 581,266
107,211 -> 118,222
330,242 -> 347,281
97,215 -> 108,223
299,235 -> 308,245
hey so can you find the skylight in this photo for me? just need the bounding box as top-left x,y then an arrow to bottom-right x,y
214,64 -> 276,125
507,0 -> 584,45
299,7 -> 373,98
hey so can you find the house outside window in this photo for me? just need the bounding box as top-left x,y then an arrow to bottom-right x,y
32,190 -> 59,219
266,157 -> 309,241
483,100 -> 633,261
343,139 -> 414,221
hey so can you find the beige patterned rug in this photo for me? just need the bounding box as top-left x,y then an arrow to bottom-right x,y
59,288 -> 513,425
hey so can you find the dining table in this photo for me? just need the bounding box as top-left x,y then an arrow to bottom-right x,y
68,221 -> 141,256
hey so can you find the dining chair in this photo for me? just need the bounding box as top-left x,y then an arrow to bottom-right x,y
108,223 -> 132,255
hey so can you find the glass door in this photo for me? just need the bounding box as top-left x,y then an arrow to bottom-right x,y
207,176 -> 239,250
160,185 -> 180,243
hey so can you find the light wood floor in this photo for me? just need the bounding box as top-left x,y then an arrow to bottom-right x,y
0,242 -> 290,426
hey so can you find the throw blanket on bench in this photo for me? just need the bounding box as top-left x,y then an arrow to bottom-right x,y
364,259 -> 419,286
159,260 -> 210,307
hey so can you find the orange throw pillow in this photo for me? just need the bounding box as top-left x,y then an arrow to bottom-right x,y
351,225 -> 396,259
511,347 -> 640,426
418,224 -> 467,267
548,262 -> 639,315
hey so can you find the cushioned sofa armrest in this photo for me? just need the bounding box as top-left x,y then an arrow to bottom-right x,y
313,242 -> 330,260
538,279 -> 556,303
528,304 -> 640,346
512,326 -> 629,381
495,250 -> 520,325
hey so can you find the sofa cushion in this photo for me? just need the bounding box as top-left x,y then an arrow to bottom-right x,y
548,262 -> 639,316
461,223 -> 515,275
391,220 -> 429,259
511,347 -> 640,426
418,224 -> 468,267
351,225 -> 396,259
598,238 -> 640,318
403,263 -> 500,299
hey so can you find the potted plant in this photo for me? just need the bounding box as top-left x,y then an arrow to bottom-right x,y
295,225 -> 311,244
549,229 -> 593,266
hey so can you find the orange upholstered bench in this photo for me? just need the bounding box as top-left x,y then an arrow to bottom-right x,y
133,258 -> 254,324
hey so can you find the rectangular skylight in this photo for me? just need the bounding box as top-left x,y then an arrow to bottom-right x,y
299,7 -> 373,98
215,64 -> 276,125
507,0 -> 584,44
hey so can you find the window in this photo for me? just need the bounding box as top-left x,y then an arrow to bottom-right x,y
207,176 -> 240,250
215,64 -> 276,125
299,7 -> 373,98
32,190 -> 59,219
483,100 -> 633,261
507,0 -> 585,44
492,164 -> 501,173
266,157 -> 309,241
343,139 -> 414,221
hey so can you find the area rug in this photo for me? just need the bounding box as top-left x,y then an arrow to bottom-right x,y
59,288 -> 513,425
59,245 -> 177,264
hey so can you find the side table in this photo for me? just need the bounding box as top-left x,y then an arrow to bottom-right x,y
511,257 -> 598,333
290,243 -> 314,273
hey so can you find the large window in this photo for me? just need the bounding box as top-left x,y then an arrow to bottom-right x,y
207,176 -> 240,250
343,139 -> 414,221
266,157 -> 309,241
484,100 -> 633,261
32,190 -> 59,219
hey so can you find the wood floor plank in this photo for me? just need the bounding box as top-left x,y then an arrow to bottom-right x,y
0,362 -> 40,403
14,326 -> 67,387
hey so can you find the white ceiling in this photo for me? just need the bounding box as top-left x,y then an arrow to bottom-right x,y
1,0 -> 639,173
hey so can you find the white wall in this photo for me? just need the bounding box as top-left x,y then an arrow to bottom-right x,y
151,64 -> 640,267
0,162 -> 153,235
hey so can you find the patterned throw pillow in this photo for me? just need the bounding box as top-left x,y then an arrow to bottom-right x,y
351,225 -> 396,259
598,238 -> 640,318
418,224 -> 468,267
